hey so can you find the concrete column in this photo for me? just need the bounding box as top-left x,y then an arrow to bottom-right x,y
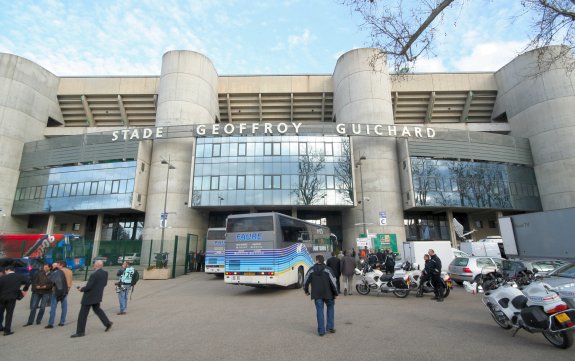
91,214 -> 104,260
333,49 -> 404,252
45,214 -> 56,234
447,210 -> 457,248
0,53 -> 62,233
494,46 -> 575,211
143,50 -> 218,276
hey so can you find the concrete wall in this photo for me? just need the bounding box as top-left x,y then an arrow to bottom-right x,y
333,48 -> 405,251
494,46 -> 575,211
0,53 -> 62,232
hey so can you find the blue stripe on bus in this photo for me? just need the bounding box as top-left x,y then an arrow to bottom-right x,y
205,251 -> 224,266
225,243 -> 314,273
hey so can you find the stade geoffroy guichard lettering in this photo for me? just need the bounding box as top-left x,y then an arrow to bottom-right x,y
111,122 -> 436,141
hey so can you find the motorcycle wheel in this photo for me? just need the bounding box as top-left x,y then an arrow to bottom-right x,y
442,286 -> 451,298
393,290 -> 410,298
488,304 -> 512,329
356,283 -> 370,295
542,330 -> 574,349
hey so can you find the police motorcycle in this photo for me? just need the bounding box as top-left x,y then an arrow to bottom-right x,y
478,270 -> 575,349
354,259 -> 411,298
396,261 -> 453,298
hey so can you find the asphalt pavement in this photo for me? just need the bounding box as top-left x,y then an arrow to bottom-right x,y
1,271 -> 574,361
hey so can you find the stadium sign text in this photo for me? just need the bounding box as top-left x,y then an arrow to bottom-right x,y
111,122 -> 436,142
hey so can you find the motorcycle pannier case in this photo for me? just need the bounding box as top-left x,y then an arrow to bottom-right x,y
520,306 -> 548,329
391,278 -> 408,289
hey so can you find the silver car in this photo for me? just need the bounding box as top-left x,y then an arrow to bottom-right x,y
540,262 -> 575,308
448,256 -> 504,285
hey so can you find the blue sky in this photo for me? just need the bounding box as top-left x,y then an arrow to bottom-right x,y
0,0 -> 535,76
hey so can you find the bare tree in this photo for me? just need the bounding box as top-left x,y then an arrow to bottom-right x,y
335,139 -> 354,203
294,152 -> 326,205
521,0 -> 575,72
342,0 -> 575,73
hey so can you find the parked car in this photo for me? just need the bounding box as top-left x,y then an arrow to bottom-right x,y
501,258 -> 568,278
0,257 -> 44,280
448,256 -> 504,285
93,255 -> 111,266
539,262 -> 575,308
117,253 -> 140,265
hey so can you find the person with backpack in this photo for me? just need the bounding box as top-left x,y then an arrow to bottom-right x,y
303,254 -> 339,337
115,261 -> 136,315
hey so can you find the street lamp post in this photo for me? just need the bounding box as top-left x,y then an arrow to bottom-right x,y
355,155 -> 367,236
160,157 -> 176,255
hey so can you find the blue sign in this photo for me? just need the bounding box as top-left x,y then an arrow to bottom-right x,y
235,233 -> 263,241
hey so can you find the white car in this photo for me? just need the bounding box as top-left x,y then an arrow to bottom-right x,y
117,253 -> 140,264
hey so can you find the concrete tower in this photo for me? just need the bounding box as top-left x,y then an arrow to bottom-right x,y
143,51 -> 219,271
494,46 -> 575,211
333,48 -> 405,251
0,54 -> 61,233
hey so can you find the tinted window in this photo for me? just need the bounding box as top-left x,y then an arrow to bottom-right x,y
227,216 -> 274,233
476,258 -> 495,268
207,230 -> 226,240
549,263 -> 575,278
453,258 -> 469,266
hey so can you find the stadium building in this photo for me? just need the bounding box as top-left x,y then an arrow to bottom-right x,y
1,46 -> 573,273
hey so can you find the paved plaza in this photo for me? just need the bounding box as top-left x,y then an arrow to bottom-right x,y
1,270 -> 574,361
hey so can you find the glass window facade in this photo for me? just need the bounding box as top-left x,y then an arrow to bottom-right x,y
410,157 -> 541,211
404,214 -> 450,241
192,136 -> 353,207
12,161 -> 138,214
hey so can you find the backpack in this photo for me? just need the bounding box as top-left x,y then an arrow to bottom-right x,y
130,269 -> 140,287
129,269 -> 140,300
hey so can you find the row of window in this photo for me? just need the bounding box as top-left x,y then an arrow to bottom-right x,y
413,176 -> 539,197
193,175 -> 338,191
196,141 -> 342,158
15,179 -> 135,200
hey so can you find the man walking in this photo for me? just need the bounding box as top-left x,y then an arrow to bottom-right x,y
46,262 -> 67,328
428,249 -> 444,302
116,261 -> 135,315
0,266 -> 31,335
71,260 -> 112,338
25,263 -> 53,326
303,255 -> 338,337
326,252 -> 342,293
340,250 -> 356,296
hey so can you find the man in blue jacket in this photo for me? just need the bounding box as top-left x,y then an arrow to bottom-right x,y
304,254 -> 339,336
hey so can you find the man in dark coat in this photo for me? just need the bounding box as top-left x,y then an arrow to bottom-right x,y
428,249 -> 444,302
326,252 -> 342,293
384,249 -> 396,274
304,255 -> 339,336
71,260 -> 113,337
25,263 -> 53,326
0,266 -> 31,335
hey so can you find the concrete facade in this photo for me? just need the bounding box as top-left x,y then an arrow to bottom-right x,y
494,46 -> 575,211
1,46 -> 574,275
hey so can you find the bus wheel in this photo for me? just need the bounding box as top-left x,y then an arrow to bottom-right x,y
295,267 -> 304,289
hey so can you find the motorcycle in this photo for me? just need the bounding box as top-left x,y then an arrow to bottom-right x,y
478,270 -> 575,349
354,261 -> 411,298
396,261 -> 453,298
